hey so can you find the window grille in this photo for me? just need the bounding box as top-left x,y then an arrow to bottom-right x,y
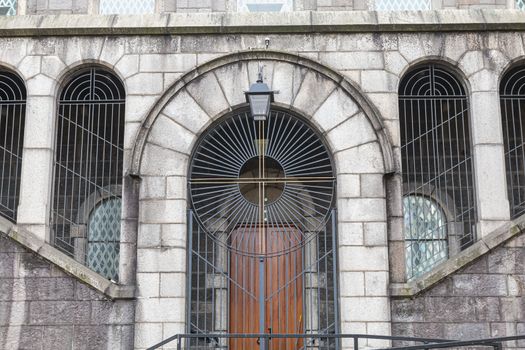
517,0 -> 525,10
0,0 -> 16,15
375,0 -> 431,11
99,0 -> 155,15
0,70 -> 25,222
501,65 -> 525,219
399,64 -> 477,280
51,67 -> 125,281
237,0 -> 292,12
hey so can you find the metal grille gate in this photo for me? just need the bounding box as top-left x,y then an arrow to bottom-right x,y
188,109 -> 338,350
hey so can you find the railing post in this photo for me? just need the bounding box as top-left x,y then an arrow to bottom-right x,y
354,336 -> 358,350
177,334 -> 181,350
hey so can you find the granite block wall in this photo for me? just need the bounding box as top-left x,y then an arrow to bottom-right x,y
391,232 -> 525,347
0,234 -> 134,350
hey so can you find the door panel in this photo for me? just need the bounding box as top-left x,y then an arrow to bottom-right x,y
266,227 -> 303,350
230,226 -> 303,350
230,228 -> 261,349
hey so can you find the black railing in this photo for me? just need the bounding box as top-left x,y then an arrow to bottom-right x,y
147,333 -> 525,350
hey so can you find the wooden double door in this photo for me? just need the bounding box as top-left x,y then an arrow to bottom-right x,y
230,227 -> 304,350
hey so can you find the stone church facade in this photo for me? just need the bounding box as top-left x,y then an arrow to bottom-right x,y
0,1 -> 524,349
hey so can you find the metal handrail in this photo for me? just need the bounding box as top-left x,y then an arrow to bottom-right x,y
147,333 -> 525,350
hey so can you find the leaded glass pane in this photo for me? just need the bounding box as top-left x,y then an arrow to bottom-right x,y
87,197 -> 121,281
0,0 -> 16,15
100,0 -> 155,15
375,0 -> 431,11
403,195 -> 448,279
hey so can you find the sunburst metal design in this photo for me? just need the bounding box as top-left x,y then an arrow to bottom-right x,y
189,109 -> 335,257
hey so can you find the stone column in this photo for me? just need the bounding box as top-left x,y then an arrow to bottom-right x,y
385,173 -> 406,284
470,71 -> 510,237
120,175 -> 140,286
17,76 -> 56,242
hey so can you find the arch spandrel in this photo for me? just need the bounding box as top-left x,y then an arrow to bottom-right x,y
131,50 -> 396,177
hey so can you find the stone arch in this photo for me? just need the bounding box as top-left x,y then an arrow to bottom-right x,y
132,51 -> 395,346
130,50 -> 396,177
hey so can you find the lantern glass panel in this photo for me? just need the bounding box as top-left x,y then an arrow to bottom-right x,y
249,94 -> 271,119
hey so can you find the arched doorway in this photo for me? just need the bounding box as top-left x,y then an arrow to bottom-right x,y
187,108 -> 338,349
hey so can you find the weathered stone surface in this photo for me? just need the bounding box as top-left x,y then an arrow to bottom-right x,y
42,326 -> 74,350
392,233 -> 525,343
0,236 -> 134,349
0,325 -> 43,350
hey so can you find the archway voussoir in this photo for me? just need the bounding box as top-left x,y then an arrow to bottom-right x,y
213,61 -> 250,108
292,70 -> 338,116
140,143 -> 188,177
312,87 -> 360,133
148,114 -> 195,156
272,61 -> 307,107
327,112 -> 377,153
335,142 -> 385,175
162,89 -> 211,134
185,72 -> 230,118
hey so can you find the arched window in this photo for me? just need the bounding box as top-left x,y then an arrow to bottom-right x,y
501,65 -> 525,219
399,64 -> 477,280
51,67 -> 125,281
0,69 -> 25,222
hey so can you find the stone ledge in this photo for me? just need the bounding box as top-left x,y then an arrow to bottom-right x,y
1,219 -> 134,300
390,213 -> 525,298
0,9 -> 523,37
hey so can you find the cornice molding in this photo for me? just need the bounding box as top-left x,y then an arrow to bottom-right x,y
0,10 -> 524,37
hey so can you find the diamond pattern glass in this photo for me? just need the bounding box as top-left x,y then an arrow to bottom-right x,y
375,0 -> 431,11
517,0 -> 525,10
100,0 -> 155,15
0,0 -> 16,15
403,195 -> 448,279
87,198 -> 121,281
